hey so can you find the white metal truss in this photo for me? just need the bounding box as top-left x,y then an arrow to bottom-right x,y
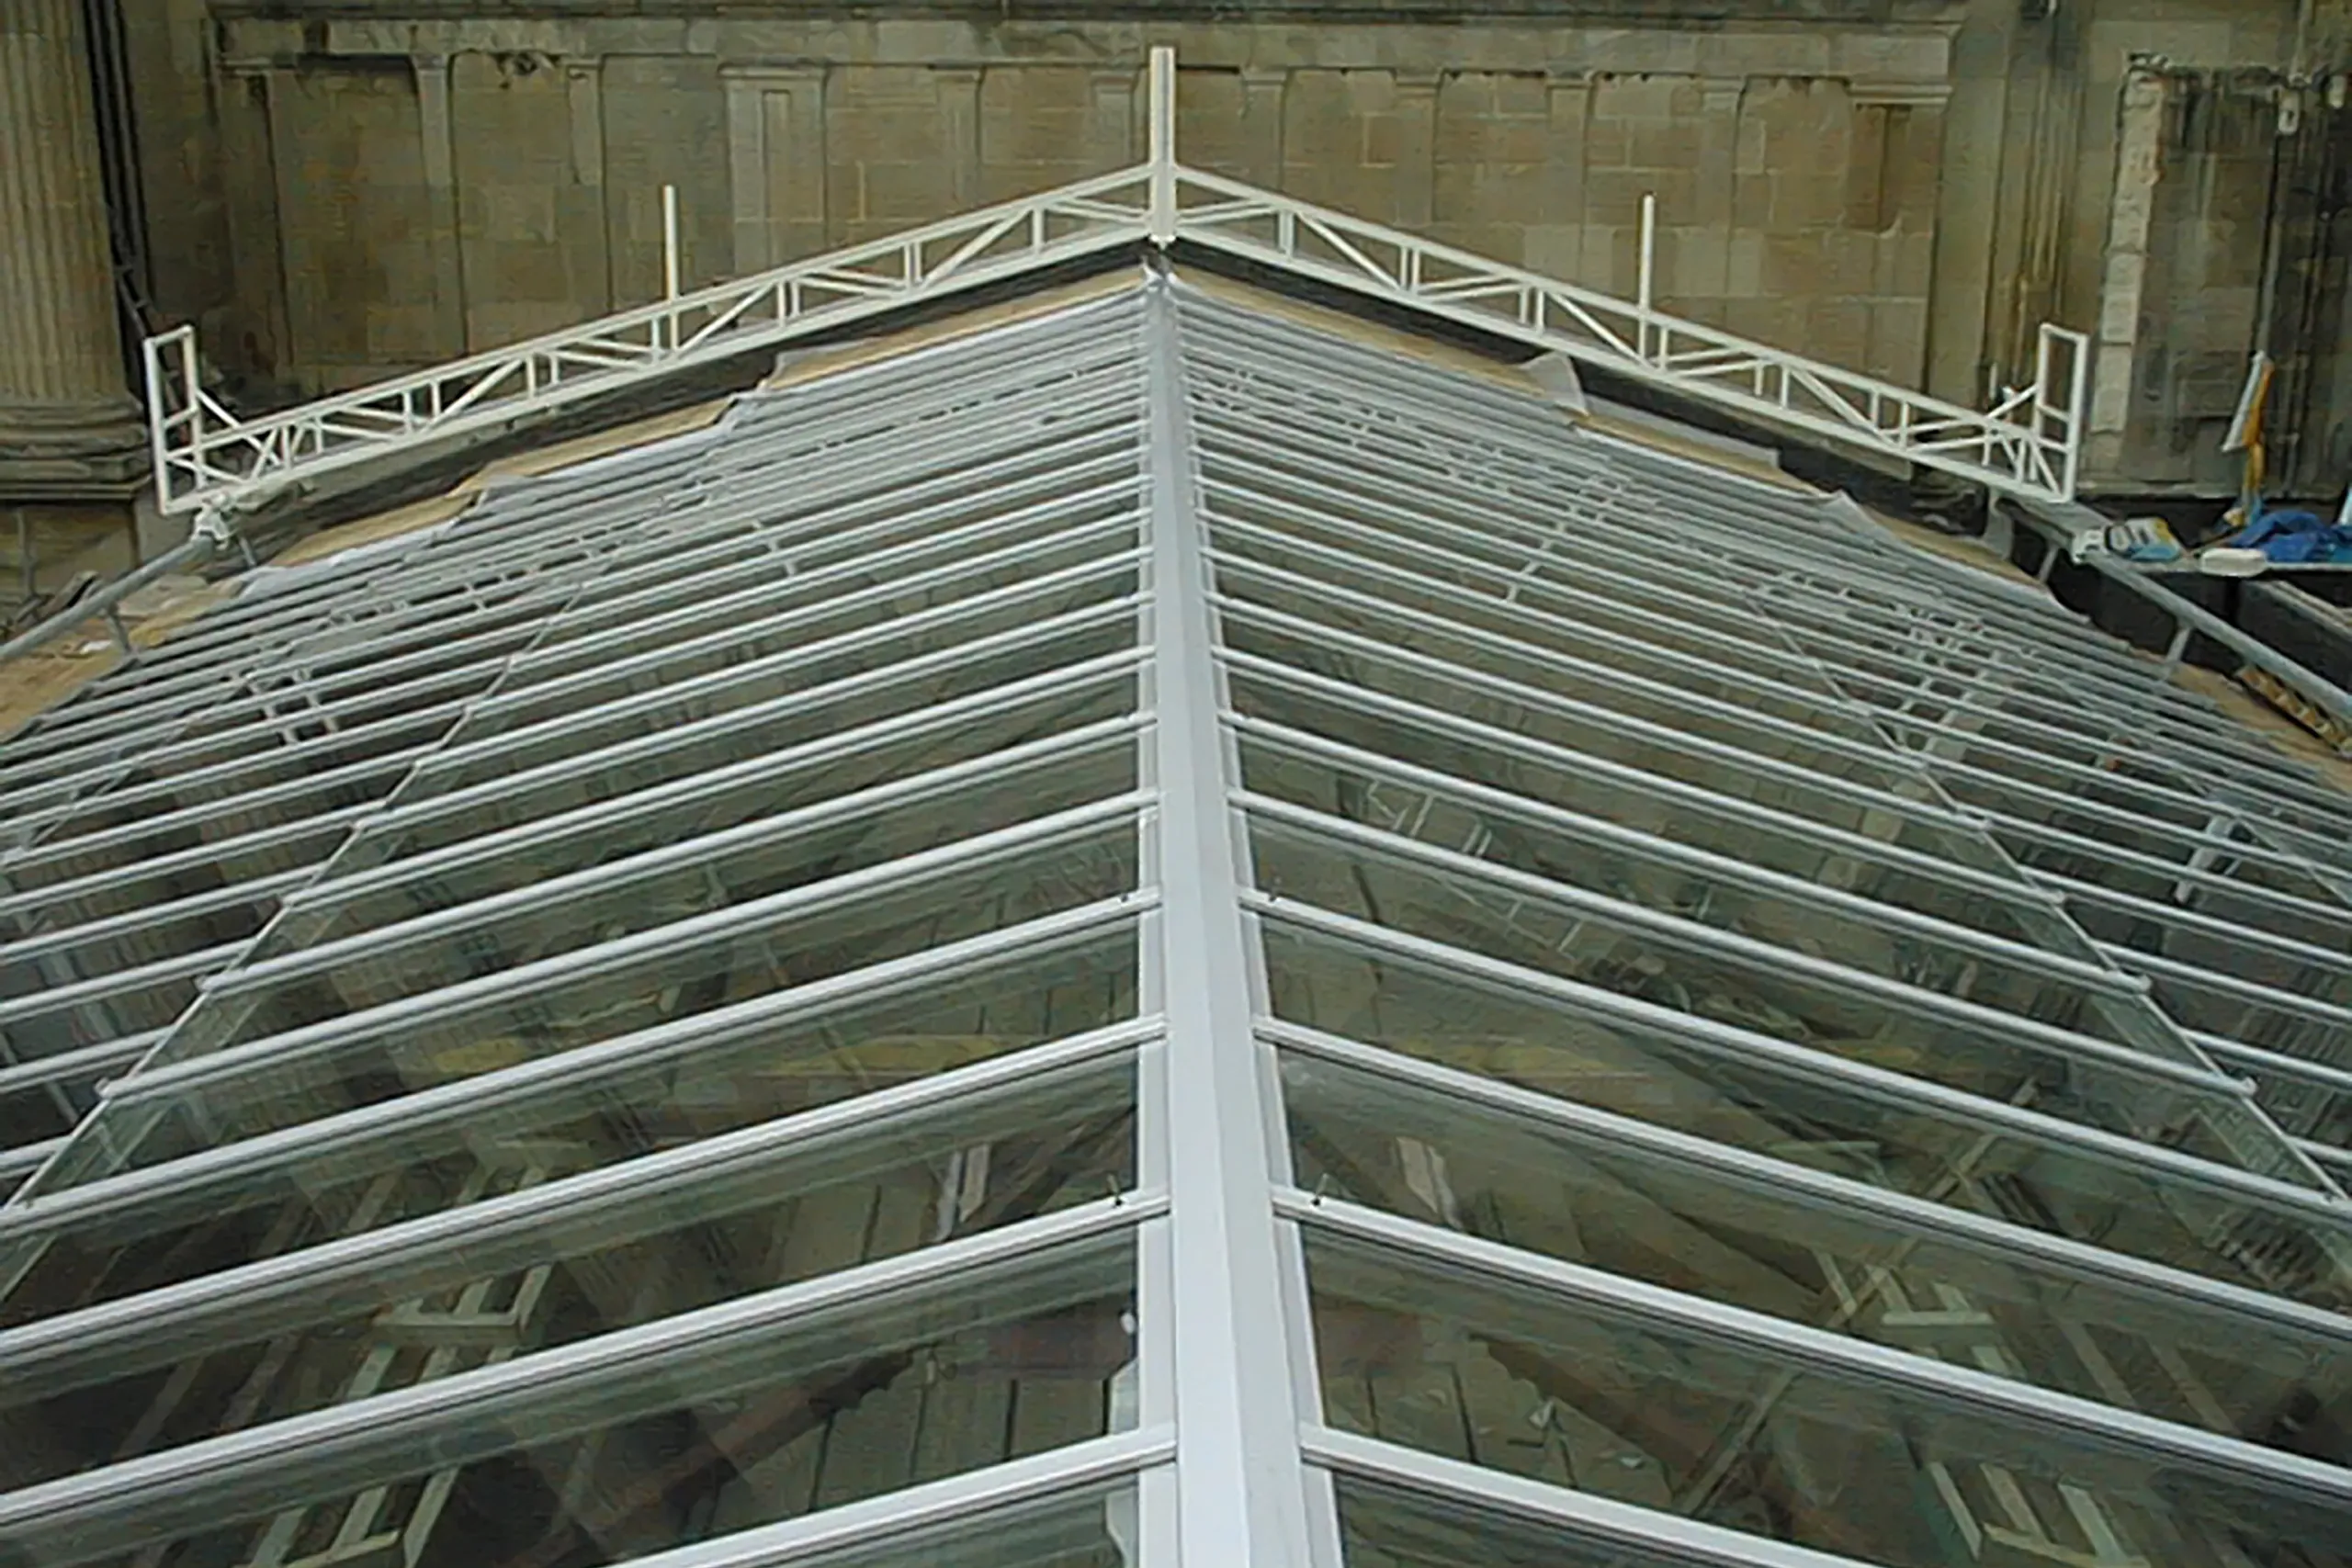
139,50 -> 2087,520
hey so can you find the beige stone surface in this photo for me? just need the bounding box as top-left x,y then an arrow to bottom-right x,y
0,575 -> 233,739
157,11 -> 1986,416
121,1 -> 2352,507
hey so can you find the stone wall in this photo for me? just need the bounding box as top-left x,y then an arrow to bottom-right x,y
111,0 -> 2352,498
134,6 -> 1965,400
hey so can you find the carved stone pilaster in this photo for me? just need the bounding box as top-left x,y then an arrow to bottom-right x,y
0,0 -> 146,497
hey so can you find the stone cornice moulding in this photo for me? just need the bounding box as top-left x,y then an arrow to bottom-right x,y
206,1 -> 1973,19
213,15 -> 1955,84
1849,78 -> 1956,107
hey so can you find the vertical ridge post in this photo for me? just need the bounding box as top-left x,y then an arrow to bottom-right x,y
141,331 -> 174,512
1148,47 -> 1177,246
662,183 -> 683,353
1637,191 -> 1657,366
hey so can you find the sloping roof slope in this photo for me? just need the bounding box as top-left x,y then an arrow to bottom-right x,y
0,271 -> 2347,1568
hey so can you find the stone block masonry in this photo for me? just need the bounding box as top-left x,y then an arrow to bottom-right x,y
154,7 -> 1966,406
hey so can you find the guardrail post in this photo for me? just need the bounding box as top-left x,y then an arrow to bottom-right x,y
662,184 -> 682,352
140,330 -> 174,513
1148,47 -> 1177,246
1636,192 -> 1657,366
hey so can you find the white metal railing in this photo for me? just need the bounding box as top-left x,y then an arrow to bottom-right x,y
141,166 -> 1159,515
1166,171 -> 2089,504
141,50 -> 2089,519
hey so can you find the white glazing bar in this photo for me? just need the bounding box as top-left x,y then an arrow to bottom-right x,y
1254,896 -> 2352,1226
0,1032 -> 161,1100
0,1020 -> 1159,1397
1220,600 -> 1992,839
1141,274 -> 1317,1565
0,1196 -> 1159,1562
0,871 -> 311,970
1240,794 -> 2244,1100
285,652 -> 1143,914
108,790 -> 1147,1107
361,602 -> 1137,846
0,807 -> 376,928
212,718 -> 1142,999
583,1437 -> 1175,1568
1229,716 -> 2142,998
0,900 -> 1147,1252
1267,1019 -> 2352,1348
1221,651 -> 2071,914
1282,1190 -> 2352,1500
1302,1427 -> 1897,1568
4,728 -> 451,872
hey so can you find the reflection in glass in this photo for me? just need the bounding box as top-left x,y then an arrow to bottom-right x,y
1306,1232 -> 2350,1568
243,673 -> 1137,971
1262,920 -> 2352,1312
785,1478 -> 1143,1568
1335,1474 -> 1693,1568
43,819 -> 1138,1188
1237,728 -> 2188,1061
0,1055 -> 1135,1489
0,931 -> 1139,1329
23,1232 -> 1137,1568
1283,1050 -> 2349,1463
1249,815 -> 2280,1172
1225,665 -> 2082,954
185,736 -> 1138,1055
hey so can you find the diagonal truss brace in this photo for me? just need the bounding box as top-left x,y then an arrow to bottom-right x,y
141,50 -> 2088,521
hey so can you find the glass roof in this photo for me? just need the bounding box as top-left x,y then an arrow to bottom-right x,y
0,270 -> 2346,1568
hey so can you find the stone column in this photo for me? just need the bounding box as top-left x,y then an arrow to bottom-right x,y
0,0 -> 145,496
724,68 -> 773,275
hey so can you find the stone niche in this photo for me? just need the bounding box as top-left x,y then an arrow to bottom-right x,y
166,2 -> 1966,396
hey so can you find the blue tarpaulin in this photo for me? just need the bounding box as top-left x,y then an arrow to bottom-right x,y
2230,506 -> 2352,563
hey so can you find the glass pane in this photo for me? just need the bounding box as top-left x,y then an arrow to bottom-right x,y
1202,483 -> 1827,715
49,820 -> 1137,1184
1336,1474 -> 1705,1568
1215,560 -> 1903,788
1237,729 -> 2188,1062
1249,816 -> 2273,1168
390,613 -> 1136,838
522,481 -> 1140,691
0,1072 -> 102,1149
1283,1050 -> 2347,1462
0,1052 -> 1136,1488
1305,1231 -> 2350,1568
0,928 -> 1138,1325
247,671 -> 1138,966
1261,920 -> 2352,1311
785,1478 -> 1142,1568
1227,682 -> 2084,956
175,735 -> 1138,1059
0,814 -> 358,934
412,557 -> 1137,800
18,1229 -> 1136,1568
